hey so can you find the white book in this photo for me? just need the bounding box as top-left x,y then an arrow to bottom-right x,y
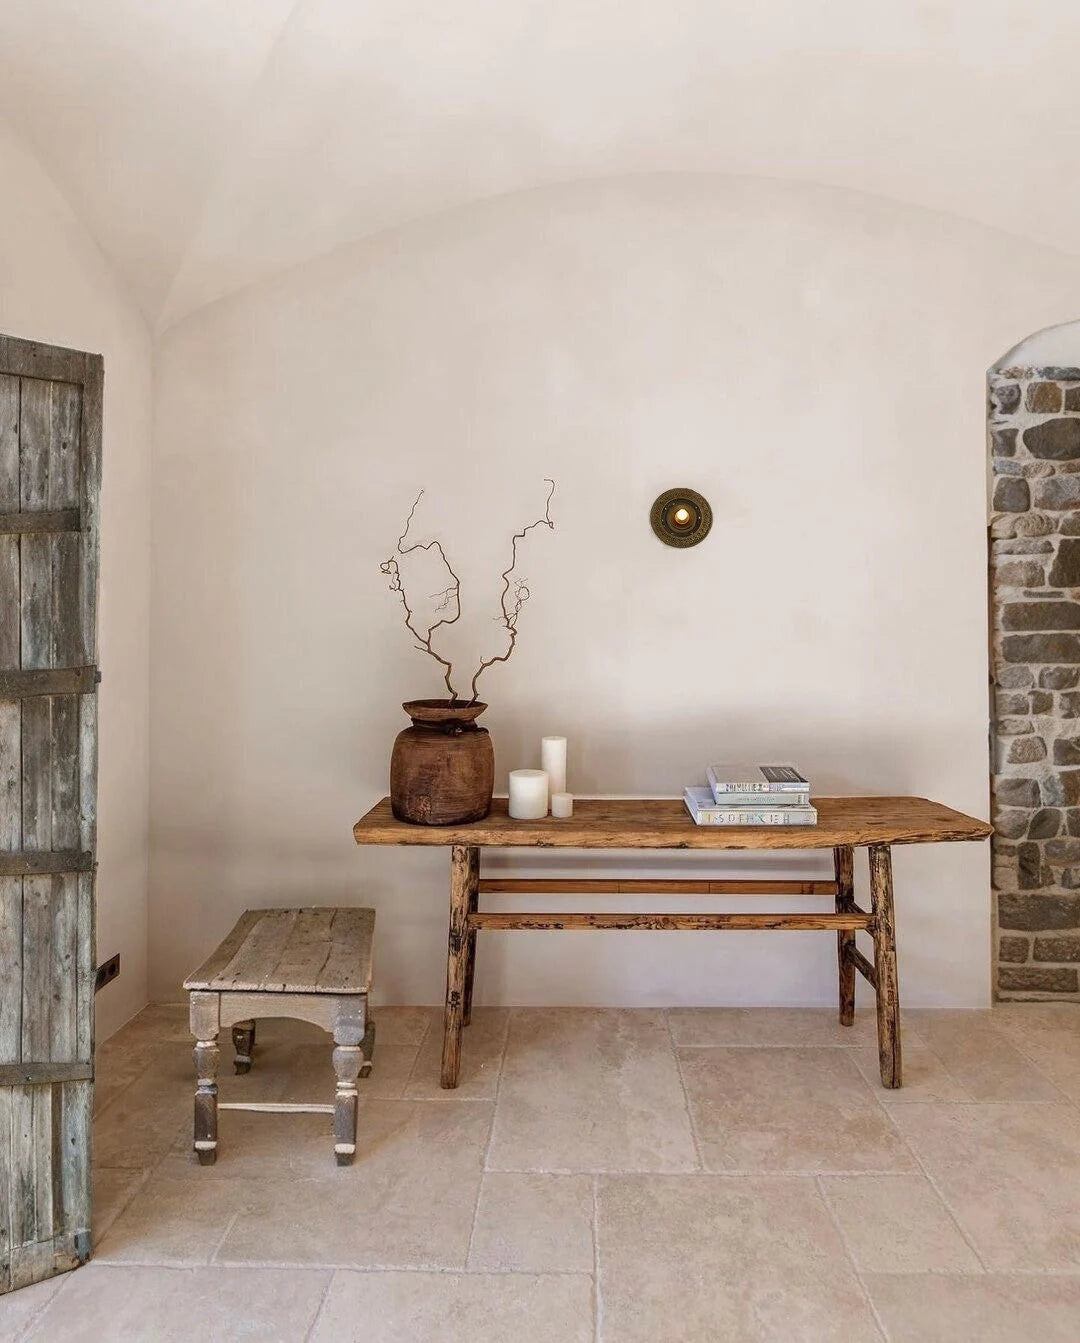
684,786 -> 818,827
706,763 -> 809,798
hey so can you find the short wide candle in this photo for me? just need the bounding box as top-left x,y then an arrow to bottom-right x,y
540,736 -> 567,796
551,792 -> 573,819
508,769 -> 549,819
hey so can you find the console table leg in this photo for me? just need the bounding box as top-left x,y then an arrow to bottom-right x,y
868,843 -> 902,1088
834,846 -> 856,1027
441,845 -> 473,1088
462,848 -> 481,1028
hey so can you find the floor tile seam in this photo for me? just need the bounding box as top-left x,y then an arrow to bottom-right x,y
486,1165 -> 920,1177
979,1024 -> 1078,1106
398,1010 -> 435,1093
812,1175 -> 889,1342
301,1267 -> 337,1343
879,1124 -> 991,1274
853,1266 -> 896,1342
208,1259 -> 596,1276
664,1010 -> 705,1171
465,1052 -> 504,1266
92,1164 -> 153,1245
591,1176 -> 603,1343
208,1208 -> 244,1264
11,1276 -> 70,1343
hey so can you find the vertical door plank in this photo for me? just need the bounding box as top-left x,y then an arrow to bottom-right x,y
31,1086 -> 52,1246
49,877 -> 77,1063
20,879 -> 52,1063
0,704 -> 19,849
0,1087 -> 11,1291
75,871 -> 94,1064
0,884 -> 20,1064
18,537 -> 52,671
20,699 -> 52,851
78,362 -> 101,674
47,385 -> 80,511
0,374 -> 18,507
0,542 -> 17,669
58,1081 -> 91,1242
50,697 -> 78,849
10,1086 -> 34,1249
18,381 -> 49,510
78,693 -> 97,854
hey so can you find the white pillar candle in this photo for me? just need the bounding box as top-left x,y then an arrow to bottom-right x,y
508,769 -> 549,819
551,792 -> 573,819
540,736 -> 567,797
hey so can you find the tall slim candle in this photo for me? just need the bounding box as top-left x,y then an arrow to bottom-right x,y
541,736 -> 567,797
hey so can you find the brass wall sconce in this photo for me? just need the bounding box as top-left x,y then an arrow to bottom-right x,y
650,488 -> 712,548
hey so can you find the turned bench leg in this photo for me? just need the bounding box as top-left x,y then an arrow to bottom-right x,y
834,845 -> 856,1027
442,845 -> 477,1088
359,1019 -> 376,1079
194,1034 -> 220,1165
868,843 -> 902,1088
333,1039 -> 362,1166
232,1019 -> 256,1074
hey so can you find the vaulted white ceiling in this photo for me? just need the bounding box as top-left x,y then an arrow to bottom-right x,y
2,0 -> 1078,330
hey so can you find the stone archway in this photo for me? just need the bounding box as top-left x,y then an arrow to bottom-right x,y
990,324 -> 1080,999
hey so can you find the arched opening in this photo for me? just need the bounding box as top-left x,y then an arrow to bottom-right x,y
989,320 -> 1080,999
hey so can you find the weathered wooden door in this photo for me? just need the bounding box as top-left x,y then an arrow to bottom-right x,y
0,335 -> 102,1293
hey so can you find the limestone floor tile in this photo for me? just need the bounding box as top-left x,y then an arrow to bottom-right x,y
487,1009 -> 697,1173
818,1173 -> 981,1273
908,1010 -> 1063,1103
94,1176 -> 259,1264
667,1007 -> 897,1049
215,1100 -> 491,1268
93,1167 -> 149,1246
404,1007 -> 508,1099
890,1102 -> 1080,1271
467,1173 -> 594,1272
93,1071 -> 190,1170
597,1175 -> 880,1342
863,1272 -> 1080,1343
989,1004 -> 1080,1104
309,1269 -> 594,1343
23,1264 -> 331,1342
851,1041 -> 972,1102
678,1047 -> 915,1172
0,1274 -> 63,1340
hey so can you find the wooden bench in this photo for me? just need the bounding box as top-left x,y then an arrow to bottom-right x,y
183,907 -> 376,1166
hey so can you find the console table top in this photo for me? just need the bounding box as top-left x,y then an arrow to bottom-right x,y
353,795 -> 991,851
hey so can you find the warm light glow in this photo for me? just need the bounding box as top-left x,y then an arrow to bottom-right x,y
673,506 -> 691,525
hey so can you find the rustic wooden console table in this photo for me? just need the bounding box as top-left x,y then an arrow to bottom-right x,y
353,796 -> 991,1090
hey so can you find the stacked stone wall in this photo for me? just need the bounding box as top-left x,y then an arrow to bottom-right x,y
991,364 -> 1080,997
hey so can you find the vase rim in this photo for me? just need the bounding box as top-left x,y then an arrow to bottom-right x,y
403,698 -> 488,724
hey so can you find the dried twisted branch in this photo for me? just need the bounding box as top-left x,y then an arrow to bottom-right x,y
467,478 -> 556,701
380,491 -> 462,700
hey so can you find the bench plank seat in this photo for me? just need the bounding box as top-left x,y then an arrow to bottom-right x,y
184,907 -> 375,994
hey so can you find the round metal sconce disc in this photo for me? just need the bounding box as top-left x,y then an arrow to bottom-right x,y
650,488 -> 712,548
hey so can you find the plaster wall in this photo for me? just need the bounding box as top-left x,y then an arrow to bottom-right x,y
0,119 -> 153,1039
151,175 -> 1080,1009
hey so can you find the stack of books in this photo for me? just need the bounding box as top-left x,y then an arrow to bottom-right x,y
684,763 -> 818,827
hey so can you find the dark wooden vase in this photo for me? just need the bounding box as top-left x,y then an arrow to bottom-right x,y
390,700 -> 495,825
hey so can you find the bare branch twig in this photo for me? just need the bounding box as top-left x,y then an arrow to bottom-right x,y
467,478 -> 556,701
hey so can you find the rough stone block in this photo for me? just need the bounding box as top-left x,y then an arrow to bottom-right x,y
1014,513 -> 1056,537
1045,836 -> 1080,861
992,808 -> 1030,839
1024,418 -> 1080,460
1000,892 -> 1080,930
1041,771 -> 1080,806
1026,381 -> 1064,413
993,477 -> 1031,512
1029,808 -> 1062,839
1061,516 -> 1080,537
1065,386 -> 1080,412
1055,738 -> 1080,765
1039,665 -> 1080,689
995,459 -> 1025,477
1033,936 -> 1080,962
995,538 -> 1053,554
998,666 -> 1035,689
991,426 -> 1018,456
1032,475 -> 1080,510
1048,539 -> 1080,588
1060,691 -> 1080,718
1018,842 -> 1044,887
1007,736 -> 1047,763
999,935 -> 1030,963
997,716 -> 1034,735
1002,602 -> 1080,631
994,560 -> 1045,588
1031,690 -> 1054,714
990,382 -> 1022,416
994,692 -> 1029,715
994,776 -> 1040,807
999,965 -> 1079,993
1003,633 -> 1080,663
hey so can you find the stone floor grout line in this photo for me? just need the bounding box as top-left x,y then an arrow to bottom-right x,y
464,1023 -> 506,1265
813,1174 -> 889,1342
398,1011 -> 434,1095
208,1209 -> 243,1265
981,1014 -> 1078,1107
664,1010 -> 705,1171
591,1176 -> 603,1343
302,1268 -> 337,1343
854,1267 -> 894,1342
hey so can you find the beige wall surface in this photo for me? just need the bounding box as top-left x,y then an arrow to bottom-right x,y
151,175 -> 1080,1009
0,120 -> 153,1039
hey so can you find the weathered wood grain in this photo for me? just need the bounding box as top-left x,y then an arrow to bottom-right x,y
49,877 -> 77,1063
184,908 -> 375,994
0,338 -> 89,385
0,1087 -> 10,1290
20,880 -> 52,1063
0,853 -> 93,877
354,795 -> 992,851
843,942 -> 878,988
868,844 -> 902,1088
0,1063 -> 92,1086
834,845 -> 856,1027
209,909 -> 298,991
0,374 -> 17,509
20,699 -> 51,850
467,911 -> 871,931
0,668 -> 97,699
0,510 -> 79,535
478,877 -> 840,895
317,909 -> 376,992
0,881 -> 21,1064
440,847 -> 474,1089
462,849 -> 480,1028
